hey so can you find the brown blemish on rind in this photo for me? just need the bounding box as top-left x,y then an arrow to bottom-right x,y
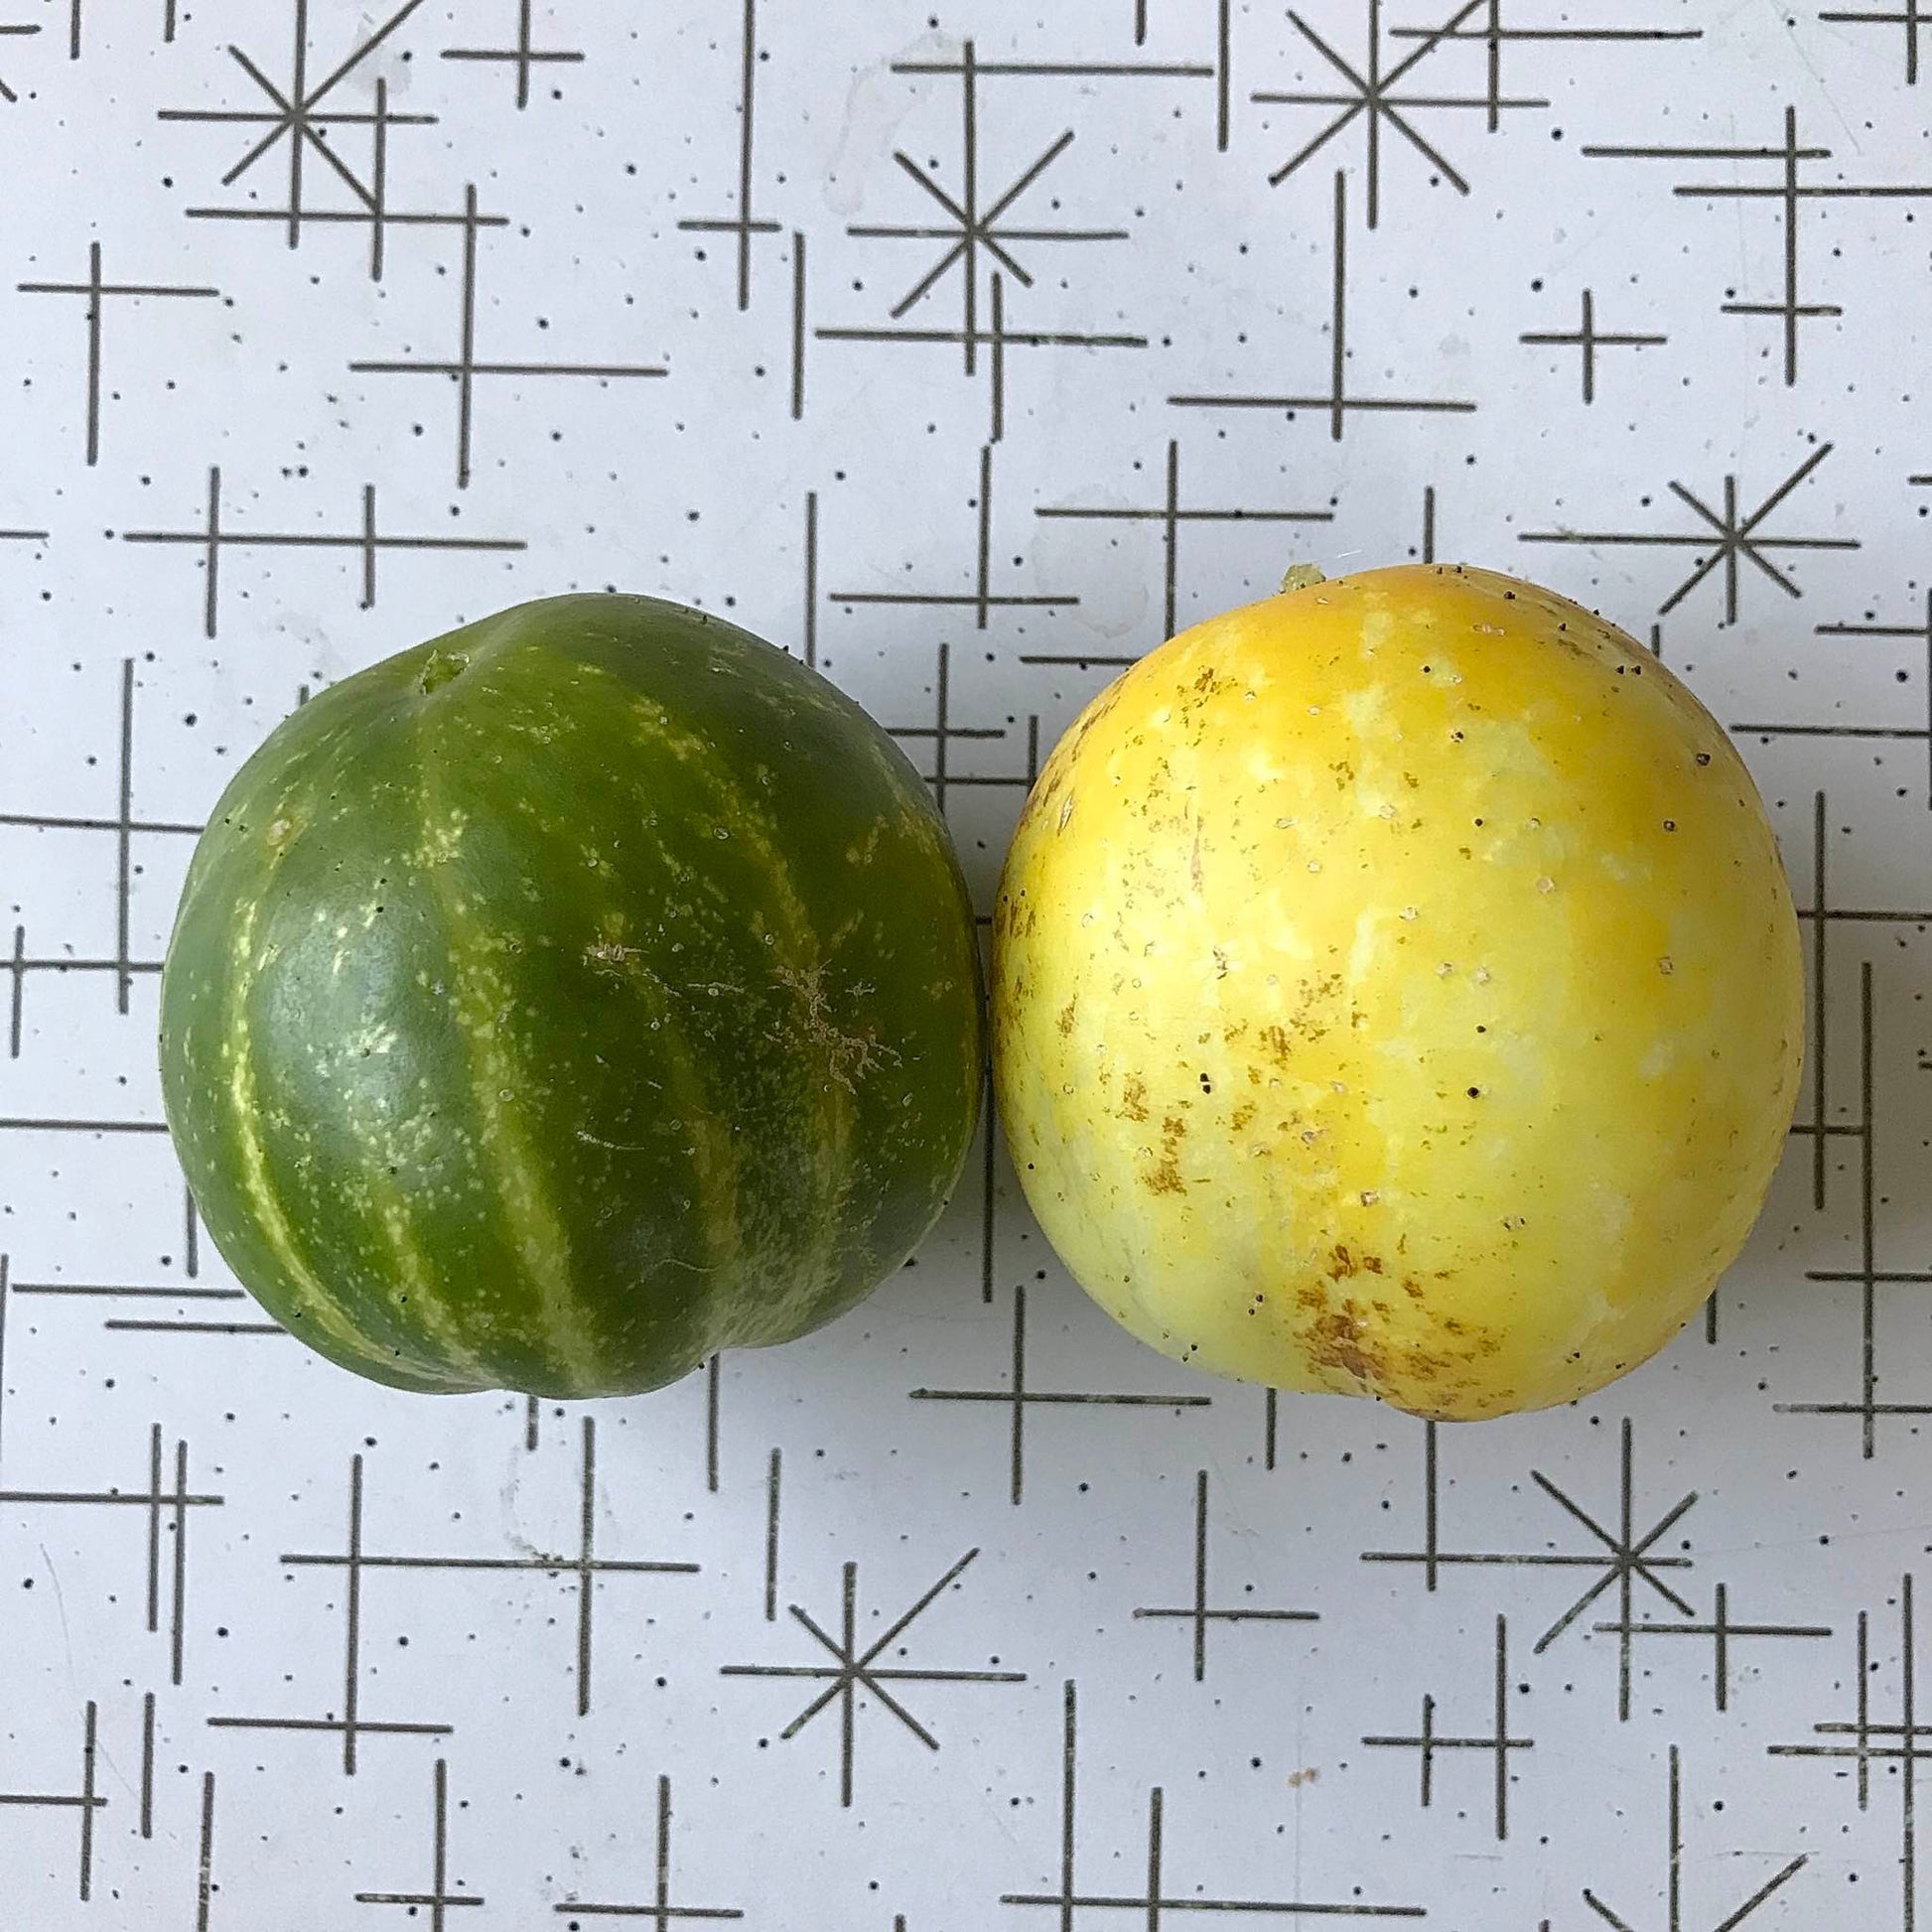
1305,1304 -> 1377,1385
1142,1114 -> 1190,1195
1120,1076 -> 1150,1122
1325,1244 -> 1385,1279
1057,999 -> 1077,1037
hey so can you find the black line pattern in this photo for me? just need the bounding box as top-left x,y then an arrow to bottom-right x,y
354,1758 -> 483,1922
120,467 -> 528,635
1520,442 -> 1858,623
1132,1467 -> 1319,1680
0,1703 -> 102,1902
551,1774 -> 745,1923
1582,1746 -> 1806,1931
675,0 -> 779,310
1586,108 -> 1932,385
159,0 -> 442,273
347,186 -> 668,488
0,1425 -> 219,1685
17,244 -> 220,465
1003,1681 -> 1428,1921
1519,288 -> 1666,405
722,1548 -> 1026,1807
442,0 -> 584,111
1363,1614 -> 1529,1839
909,1281 -> 1212,1503
1364,1418 -> 1702,1718
1170,171 -> 1475,435
1771,1574 -> 1925,1931
265,1419 -> 698,1730
1036,439 -> 1333,640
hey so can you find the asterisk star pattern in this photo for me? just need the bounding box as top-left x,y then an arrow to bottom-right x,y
721,1549 -> 1026,1807
849,78 -> 1128,373
159,0 -> 439,263
1253,0 -> 1545,225
1522,443 -> 1860,622
1527,1443 -> 1699,1657
1582,1747 -> 1806,1931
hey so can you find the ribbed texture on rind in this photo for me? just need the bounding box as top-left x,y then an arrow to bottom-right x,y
159,594 -> 984,1397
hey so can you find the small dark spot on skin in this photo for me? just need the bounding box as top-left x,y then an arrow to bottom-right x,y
1466,1086 -> 1481,1098
1120,1077 -> 1149,1122
1695,753 -> 1712,766
1663,819 -> 1676,832
1057,1000 -> 1077,1037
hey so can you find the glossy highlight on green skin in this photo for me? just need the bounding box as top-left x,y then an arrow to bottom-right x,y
159,594 -> 985,1397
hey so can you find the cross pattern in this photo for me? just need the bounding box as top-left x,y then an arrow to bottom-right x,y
1519,442 -> 1858,623
549,1775 -> 744,1923
1363,1616 -> 1531,1840
1253,0 -> 1548,226
848,42 -> 1129,376
0,658 -> 203,1043
0,1422 -> 219,1685
354,1759 -> 483,1926
1586,107 -> 1932,385
1035,439 -> 1334,642
817,267 -> 1147,445
271,1419 -> 698,1732
676,0 -> 782,310
1774,798 -> 1928,1210
721,1549 -> 1025,1808
1584,1746 -> 1805,1932
909,1280 -> 1212,1503
1363,1418 -> 1701,1716
1771,1575 -> 1926,1932
0,1703 -> 102,1902
442,0 -> 585,111
1519,289 -> 1666,405
1386,0 -> 1704,132
6,921 -> 164,1058
883,642 -> 1040,819
1591,1582 -> 1832,1718
120,466 -> 528,636
1003,1680 -> 1428,1921
206,1449 -> 453,1773
1821,0 -> 1930,80
1774,966 -> 1932,1454
17,243 -> 221,464
1170,171 -> 1475,438
1736,602 -> 1932,812
892,0 -> 1236,156
348,185 -> 669,487
1132,1468 -> 1319,1681
158,0 -> 441,271
830,443 -> 1078,633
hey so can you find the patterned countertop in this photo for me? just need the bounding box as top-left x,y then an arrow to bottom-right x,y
2,2 -> 1929,1925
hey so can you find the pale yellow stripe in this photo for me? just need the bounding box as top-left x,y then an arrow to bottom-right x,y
223,904 -> 471,1387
